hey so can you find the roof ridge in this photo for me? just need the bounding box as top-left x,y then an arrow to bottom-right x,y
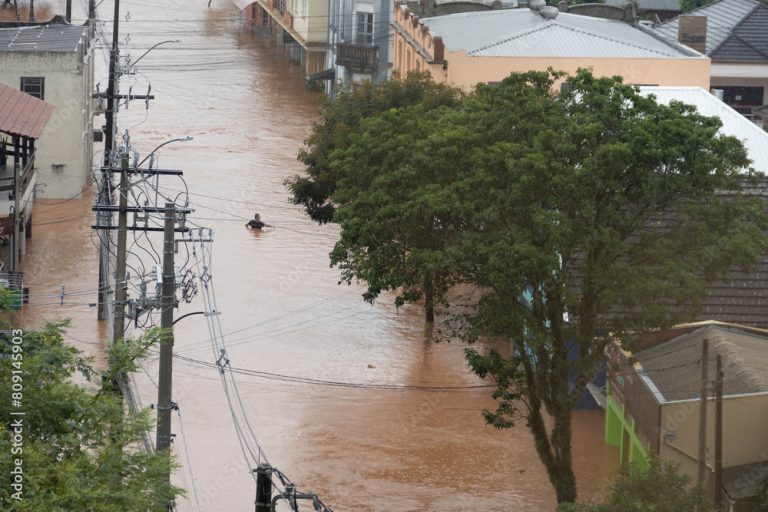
467,20 -> 676,57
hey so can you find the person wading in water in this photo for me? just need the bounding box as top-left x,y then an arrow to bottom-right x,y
245,213 -> 270,229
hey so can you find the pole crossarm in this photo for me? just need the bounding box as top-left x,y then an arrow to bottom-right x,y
92,205 -> 193,214
99,166 -> 184,175
91,225 -> 191,233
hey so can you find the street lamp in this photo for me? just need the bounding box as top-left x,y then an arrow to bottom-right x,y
127,39 -> 181,69
138,136 -> 193,167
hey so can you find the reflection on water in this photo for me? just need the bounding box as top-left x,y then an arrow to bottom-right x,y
19,2 -> 617,510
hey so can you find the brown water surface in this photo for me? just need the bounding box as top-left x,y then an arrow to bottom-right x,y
19,2 -> 618,510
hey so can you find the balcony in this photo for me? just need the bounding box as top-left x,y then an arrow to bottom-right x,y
336,43 -> 379,74
0,151 -> 35,201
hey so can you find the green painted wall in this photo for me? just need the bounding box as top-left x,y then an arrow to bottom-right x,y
605,382 -> 650,470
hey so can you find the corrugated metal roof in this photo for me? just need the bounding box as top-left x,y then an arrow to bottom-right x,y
605,0 -> 680,12
0,24 -> 88,53
638,86 -> 768,173
421,9 -> 700,57
0,82 -> 54,139
233,0 -> 255,10
654,0 -> 763,56
635,325 -> 768,402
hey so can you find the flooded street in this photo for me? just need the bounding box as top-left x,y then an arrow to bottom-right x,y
21,1 -> 617,510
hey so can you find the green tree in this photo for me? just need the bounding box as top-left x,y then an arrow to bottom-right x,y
288,73 -> 464,321
459,69 -> 766,503
0,323 -> 182,511
559,457 -> 713,511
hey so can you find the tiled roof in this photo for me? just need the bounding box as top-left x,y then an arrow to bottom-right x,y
421,8 -> 701,58
606,0 -> 680,12
0,82 -> 54,139
638,87 -> 768,174
710,3 -> 768,61
654,0 -> 767,58
0,24 -> 88,53
635,324 -> 768,402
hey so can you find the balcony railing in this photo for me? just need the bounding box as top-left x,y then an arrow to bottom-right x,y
336,43 -> 379,74
0,152 -> 35,200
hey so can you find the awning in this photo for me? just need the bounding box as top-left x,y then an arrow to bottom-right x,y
0,82 -> 55,139
307,68 -> 335,81
722,462 -> 768,501
233,0 -> 256,9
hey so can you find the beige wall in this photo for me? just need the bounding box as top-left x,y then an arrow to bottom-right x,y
659,394 -> 768,481
0,48 -> 94,199
443,53 -> 711,91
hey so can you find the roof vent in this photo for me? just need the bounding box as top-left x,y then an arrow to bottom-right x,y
529,0 -> 546,12
540,5 -> 558,19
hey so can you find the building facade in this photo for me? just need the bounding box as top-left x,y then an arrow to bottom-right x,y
392,3 -> 710,91
0,23 -> 95,199
237,0 -> 328,78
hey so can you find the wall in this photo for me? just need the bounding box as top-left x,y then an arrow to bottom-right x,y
0,49 -> 93,199
443,53 -> 711,91
660,393 -> 768,478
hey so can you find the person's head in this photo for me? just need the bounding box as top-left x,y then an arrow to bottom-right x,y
254,213 -> 261,221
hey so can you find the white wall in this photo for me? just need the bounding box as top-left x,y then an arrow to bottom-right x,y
0,48 -> 94,199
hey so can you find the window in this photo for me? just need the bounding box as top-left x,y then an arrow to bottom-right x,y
20,77 -> 44,100
356,12 -> 373,45
721,86 -> 764,114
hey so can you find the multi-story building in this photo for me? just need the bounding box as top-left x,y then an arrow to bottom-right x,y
0,23 -> 95,199
237,0 -> 329,78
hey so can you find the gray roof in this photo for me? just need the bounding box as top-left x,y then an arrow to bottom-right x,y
638,87 -> 768,173
0,24 -> 89,53
654,0 -> 767,58
636,324 -> 768,402
422,8 -> 702,57
605,0 -> 680,12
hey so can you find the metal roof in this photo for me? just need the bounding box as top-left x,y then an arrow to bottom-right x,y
421,8 -> 701,58
638,86 -> 768,174
0,24 -> 88,53
0,82 -> 54,139
605,0 -> 680,11
654,0 -> 764,56
635,324 -> 768,402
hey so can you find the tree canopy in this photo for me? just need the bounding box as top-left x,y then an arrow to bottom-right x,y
0,323 -> 182,511
291,68 -> 768,502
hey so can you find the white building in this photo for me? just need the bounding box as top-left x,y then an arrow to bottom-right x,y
0,23 -> 95,199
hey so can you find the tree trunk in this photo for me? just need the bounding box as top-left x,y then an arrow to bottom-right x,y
423,272 -> 434,325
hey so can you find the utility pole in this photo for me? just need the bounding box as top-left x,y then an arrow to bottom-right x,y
255,465 -> 273,512
157,201 -> 176,510
112,152 -> 129,343
66,0 -> 71,22
28,0 -> 33,21
88,0 -> 95,20
698,338 -> 709,486
97,0 -> 121,321
714,354 -> 724,510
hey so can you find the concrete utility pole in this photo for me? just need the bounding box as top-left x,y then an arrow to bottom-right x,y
65,0 -> 71,22
112,152 -> 129,343
255,465 -> 273,512
97,0 -> 121,320
714,355 -> 724,510
157,201 -> 176,510
698,338 -> 709,486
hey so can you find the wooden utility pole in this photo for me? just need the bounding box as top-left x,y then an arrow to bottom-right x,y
698,338 -> 709,485
65,0 -> 71,22
28,0 -> 33,21
715,354 -> 724,509
112,152 -> 129,343
255,465 -> 273,512
157,201 -> 176,510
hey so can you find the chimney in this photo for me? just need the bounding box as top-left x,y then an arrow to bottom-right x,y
433,36 -> 445,63
558,0 -> 568,12
678,16 -> 708,54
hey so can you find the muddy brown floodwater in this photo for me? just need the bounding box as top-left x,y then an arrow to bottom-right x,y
19,1 -> 618,510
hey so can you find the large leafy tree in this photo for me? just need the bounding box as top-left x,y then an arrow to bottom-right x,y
462,69 -> 766,503
288,73 -> 464,321
0,323 -> 182,511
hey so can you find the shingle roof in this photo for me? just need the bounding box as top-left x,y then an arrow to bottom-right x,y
0,24 -> 89,53
710,3 -> 768,61
654,0 -> 767,58
635,324 -> 768,402
638,87 -> 768,173
421,8 -> 701,57
0,82 -> 54,139
605,0 -> 680,12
